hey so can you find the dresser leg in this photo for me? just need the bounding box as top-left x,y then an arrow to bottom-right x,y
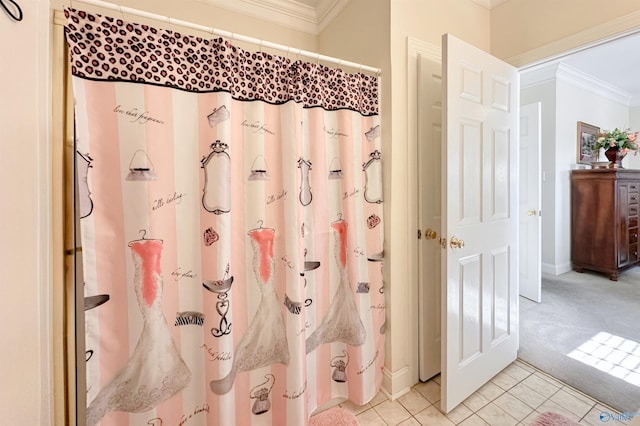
574,267 -> 584,273
609,272 -> 619,281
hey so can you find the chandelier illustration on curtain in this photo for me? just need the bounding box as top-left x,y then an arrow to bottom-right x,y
66,7 -> 384,426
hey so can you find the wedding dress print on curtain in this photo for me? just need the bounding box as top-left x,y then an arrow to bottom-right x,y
66,6 -> 383,421
201,140 -> 231,214
76,150 -> 94,218
209,223 -> 289,395
305,218 -> 366,354
86,234 -> 191,426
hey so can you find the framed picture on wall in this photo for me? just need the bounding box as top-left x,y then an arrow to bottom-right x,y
577,121 -> 600,164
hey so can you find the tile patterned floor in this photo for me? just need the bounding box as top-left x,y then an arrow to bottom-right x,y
338,359 -> 635,425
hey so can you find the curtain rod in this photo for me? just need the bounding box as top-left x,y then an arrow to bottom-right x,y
68,0 -> 381,75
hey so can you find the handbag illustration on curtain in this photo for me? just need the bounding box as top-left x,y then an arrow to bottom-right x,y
249,374 -> 275,415
76,150 -> 94,218
201,140 -> 231,214
86,233 -> 191,426
207,105 -> 230,127
365,125 -> 381,141
126,149 -> 158,181
248,155 -> 270,181
330,350 -> 349,383
328,158 -> 343,179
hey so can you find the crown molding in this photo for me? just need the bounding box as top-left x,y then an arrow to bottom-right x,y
521,62 -> 632,106
509,10 -> 640,69
469,0 -> 509,10
520,63 -> 560,90
195,0 -> 350,35
315,0 -> 351,33
556,63 -> 632,105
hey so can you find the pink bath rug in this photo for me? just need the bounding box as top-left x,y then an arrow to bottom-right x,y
529,411 -> 581,426
309,406 -> 359,425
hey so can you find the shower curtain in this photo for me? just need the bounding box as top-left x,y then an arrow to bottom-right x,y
65,8 -> 384,426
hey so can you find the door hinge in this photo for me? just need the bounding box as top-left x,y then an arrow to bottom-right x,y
418,229 -> 422,239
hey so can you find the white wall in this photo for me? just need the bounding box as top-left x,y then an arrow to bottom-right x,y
521,63 -> 630,275
0,0 -> 52,424
9,2 -> 640,423
629,106 -> 640,169
491,0 -> 640,63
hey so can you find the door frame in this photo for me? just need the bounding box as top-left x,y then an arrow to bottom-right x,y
408,38 -> 442,387
406,27 -> 640,398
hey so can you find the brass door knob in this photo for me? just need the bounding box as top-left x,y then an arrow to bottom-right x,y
425,228 -> 437,240
450,236 -> 464,249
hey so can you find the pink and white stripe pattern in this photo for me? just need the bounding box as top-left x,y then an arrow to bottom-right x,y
69,8 -> 383,426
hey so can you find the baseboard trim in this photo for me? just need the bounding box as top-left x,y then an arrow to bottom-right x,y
542,262 -> 572,275
381,366 -> 412,401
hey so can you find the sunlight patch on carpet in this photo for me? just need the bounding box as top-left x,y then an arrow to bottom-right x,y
567,331 -> 640,386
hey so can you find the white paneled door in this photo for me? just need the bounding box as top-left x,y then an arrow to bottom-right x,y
519,102 -> 542,303
441,34 -> 520,412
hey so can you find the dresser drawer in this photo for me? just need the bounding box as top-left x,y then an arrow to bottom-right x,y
630,217 -> 639,229
630,182 -> 639,193
631,229 -> 639,245
631,205 -> 639,216
630,192 -> 640,205
631,245 -> 639,263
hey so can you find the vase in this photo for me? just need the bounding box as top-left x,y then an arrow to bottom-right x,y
604,147 -> 626,168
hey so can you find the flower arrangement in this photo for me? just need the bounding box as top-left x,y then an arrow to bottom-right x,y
595,128 -> 639,155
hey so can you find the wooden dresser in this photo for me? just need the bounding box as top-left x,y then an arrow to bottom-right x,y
571,169 -> 640,280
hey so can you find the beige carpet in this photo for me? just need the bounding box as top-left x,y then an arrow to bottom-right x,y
519,268 -> 640,412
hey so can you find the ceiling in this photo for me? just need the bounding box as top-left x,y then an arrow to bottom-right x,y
556,32 -> 640,104
218,0 -> 640,103
202,0 -> 509,35
200,0 -> 351,34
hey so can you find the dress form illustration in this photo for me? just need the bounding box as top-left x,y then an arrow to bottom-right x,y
76,151 -> 94,218
201,140 -> 231,214
363,150 -> 383,204
209,223 -> 289,395
86,234 -> 191,426
305,218 -> 365,354
297,157 -> 312,206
